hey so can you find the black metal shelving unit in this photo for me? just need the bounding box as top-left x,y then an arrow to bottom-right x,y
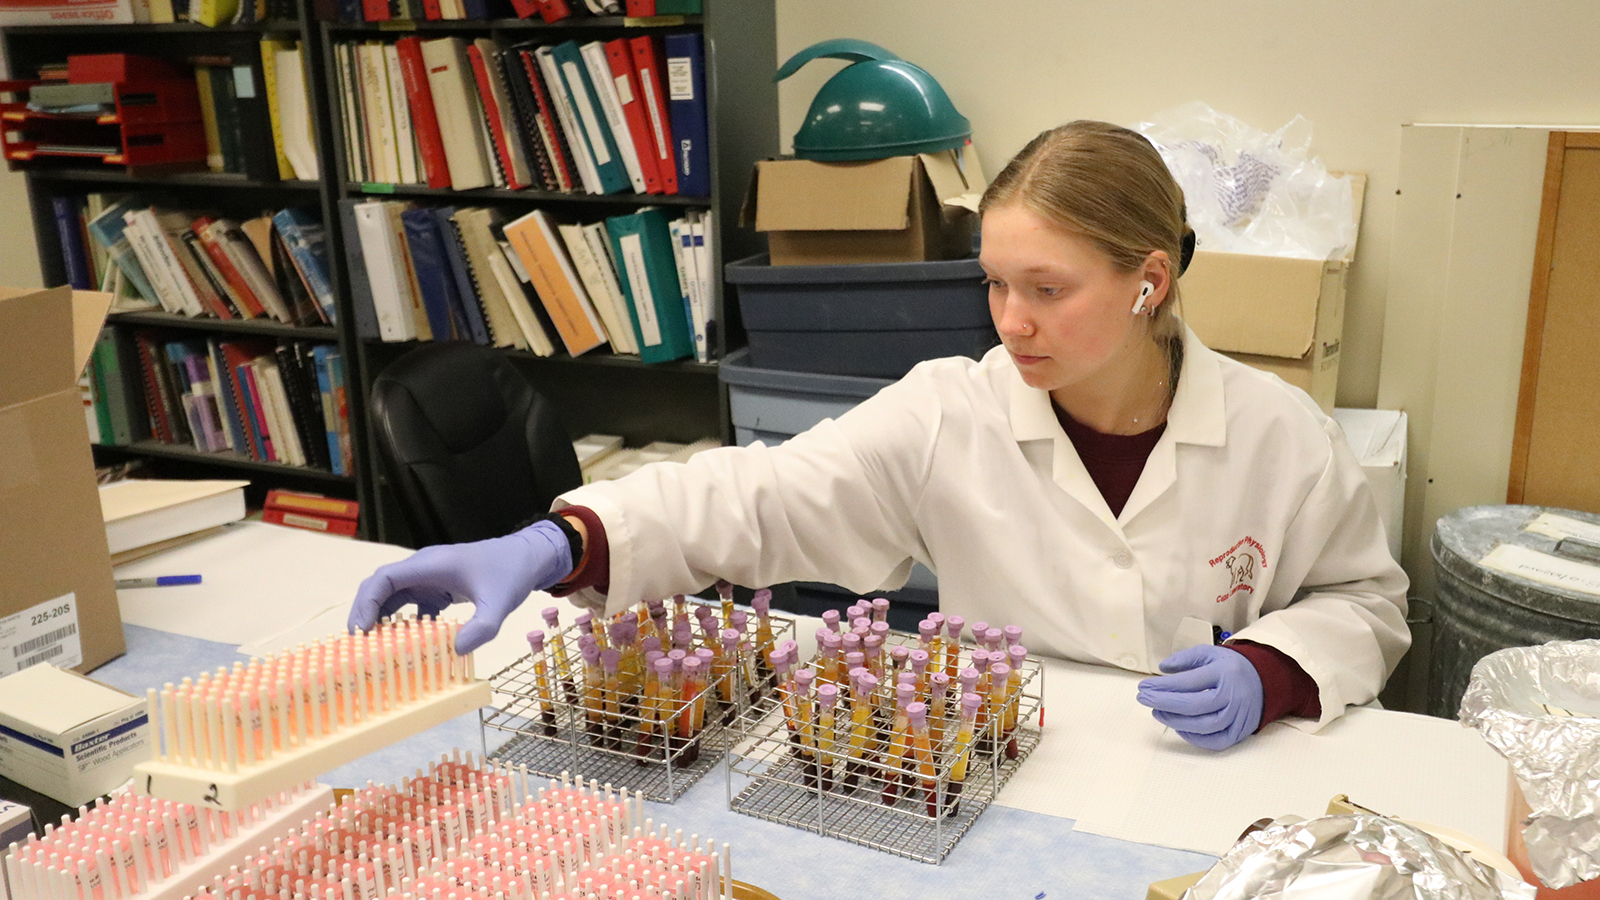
5,0 -> 777,545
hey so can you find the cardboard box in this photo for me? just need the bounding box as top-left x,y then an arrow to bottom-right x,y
1178,175 -> 1366,414
741,145 -> 985,266
0,285 -> 125,675
0,665 -> 148,805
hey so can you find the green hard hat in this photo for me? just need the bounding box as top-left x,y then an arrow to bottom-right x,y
775,39 -> 971,162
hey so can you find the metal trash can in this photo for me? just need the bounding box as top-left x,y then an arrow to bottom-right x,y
1428,504 -> 1600,718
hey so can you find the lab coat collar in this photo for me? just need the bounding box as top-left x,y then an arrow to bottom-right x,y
1164,324 -> 1228,448
1004,323 -> 1227,449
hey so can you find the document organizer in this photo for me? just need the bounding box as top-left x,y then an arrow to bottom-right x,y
482,595 -> 797,803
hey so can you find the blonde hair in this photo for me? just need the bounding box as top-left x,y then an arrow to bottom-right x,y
980,121 -> 1191,370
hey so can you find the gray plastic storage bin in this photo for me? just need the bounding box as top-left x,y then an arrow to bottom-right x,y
718,348 -> 938,601
725,252 -> 996,378
720,348 -> 893,446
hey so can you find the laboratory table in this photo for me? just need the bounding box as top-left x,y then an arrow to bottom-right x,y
73,522 -> 1510,900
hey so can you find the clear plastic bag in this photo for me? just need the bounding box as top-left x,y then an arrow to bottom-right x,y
1133,102 -> 1357,260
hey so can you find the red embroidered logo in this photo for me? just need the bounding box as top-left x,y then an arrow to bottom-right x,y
1208,536 -> 1268,603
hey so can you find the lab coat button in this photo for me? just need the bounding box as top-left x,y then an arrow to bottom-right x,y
1112,550 -> 1134,569
1118,654 -> 1138,669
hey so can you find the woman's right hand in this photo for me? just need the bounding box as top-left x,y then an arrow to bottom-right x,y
347,519 -> 575,654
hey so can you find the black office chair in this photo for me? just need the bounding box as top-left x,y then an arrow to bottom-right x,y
369,342 -> 583,547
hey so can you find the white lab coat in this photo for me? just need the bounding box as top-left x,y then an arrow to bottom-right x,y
556,326 -> 1410,728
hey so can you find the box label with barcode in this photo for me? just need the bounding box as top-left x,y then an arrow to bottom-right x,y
0,593 -> 82,674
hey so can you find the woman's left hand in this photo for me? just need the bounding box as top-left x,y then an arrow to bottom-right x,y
1136,645 -> 1263,750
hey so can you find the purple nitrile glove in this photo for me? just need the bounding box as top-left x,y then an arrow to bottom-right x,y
1136,645 -> 1263,751
348,519 -> 575,655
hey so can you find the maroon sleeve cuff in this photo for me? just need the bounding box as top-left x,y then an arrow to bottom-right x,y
549,505 -> 609,596
1227,640 -> 1321,728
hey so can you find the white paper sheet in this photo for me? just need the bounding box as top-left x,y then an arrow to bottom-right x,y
114,521 -> 411,646
996,658 -> 1510,856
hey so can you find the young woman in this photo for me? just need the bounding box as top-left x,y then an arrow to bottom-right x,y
349,121 -> 1408,750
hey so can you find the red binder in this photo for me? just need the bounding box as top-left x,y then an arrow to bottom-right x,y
420,0 -> 442,19
534,0 -> 570,22
263,507 -> 359,536
361,0 -> 389,22
506,0 -> 539,18
604,39 -> 662,195
624,0 -> 653,15
394,38 -> 452,189
627,36 -> 677,195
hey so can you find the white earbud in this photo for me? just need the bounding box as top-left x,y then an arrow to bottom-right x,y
1131,281 -> 1155,315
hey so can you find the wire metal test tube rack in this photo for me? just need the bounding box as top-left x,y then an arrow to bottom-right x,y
482,600 -> 798,803
725,633 -> 1045,864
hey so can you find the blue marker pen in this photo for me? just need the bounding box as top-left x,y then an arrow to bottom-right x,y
115,575 -> 202,588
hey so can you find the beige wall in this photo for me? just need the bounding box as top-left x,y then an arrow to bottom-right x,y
774,0 -> 1600,409
0,41 -> 40,289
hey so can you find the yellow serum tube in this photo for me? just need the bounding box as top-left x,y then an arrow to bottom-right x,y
576,611 -> 606,650
958,667 -> 982,738
793,668 -> 817,763
987,662 -> 1011,760
600,648 -> 622,748
909,648 -> 931,698
718,629 -> 740,708
686,656 -> 710,745
818,630 -> 843,685
715,580 -> 736,630
945,692 -> 982,816
579,642 -> 604,742
815,682 -> 840,792
844,670 -> 877,789
928,672 -> 950,747
906,701 -> 939,817
880,682 -> 914,806
943,615 -> 965,680
541,607 -> 578,704
526,631 -> 556,736
752,590 -> 776,680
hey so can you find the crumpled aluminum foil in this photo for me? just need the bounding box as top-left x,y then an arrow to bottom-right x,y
1183,815 -> 1535,900
1459,639 -> 1600,889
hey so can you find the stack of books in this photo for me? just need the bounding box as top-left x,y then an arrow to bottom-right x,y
85,330 -> 355,475
345,201 -> 713,364
331,34 -> 708,199
73,195 -> 335,327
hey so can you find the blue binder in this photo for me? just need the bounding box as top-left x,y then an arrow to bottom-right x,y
662,32 -> 709,197
401,207 -> 463,341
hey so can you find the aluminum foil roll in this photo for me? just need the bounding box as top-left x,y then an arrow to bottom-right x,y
1183,815 -> 1534,900
1459,640 -> 1600,889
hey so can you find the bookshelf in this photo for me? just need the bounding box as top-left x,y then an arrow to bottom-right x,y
3,10 -> 368,517
5,0 -> 776,544
318,2 -> 777,545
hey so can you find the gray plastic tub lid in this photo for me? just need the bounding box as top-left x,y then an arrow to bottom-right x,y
719,347 -> 893,397
725,252 -> 983,284
1432,504 -> 1600,623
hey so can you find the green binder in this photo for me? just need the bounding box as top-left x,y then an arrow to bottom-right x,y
605,207 -> 693,364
